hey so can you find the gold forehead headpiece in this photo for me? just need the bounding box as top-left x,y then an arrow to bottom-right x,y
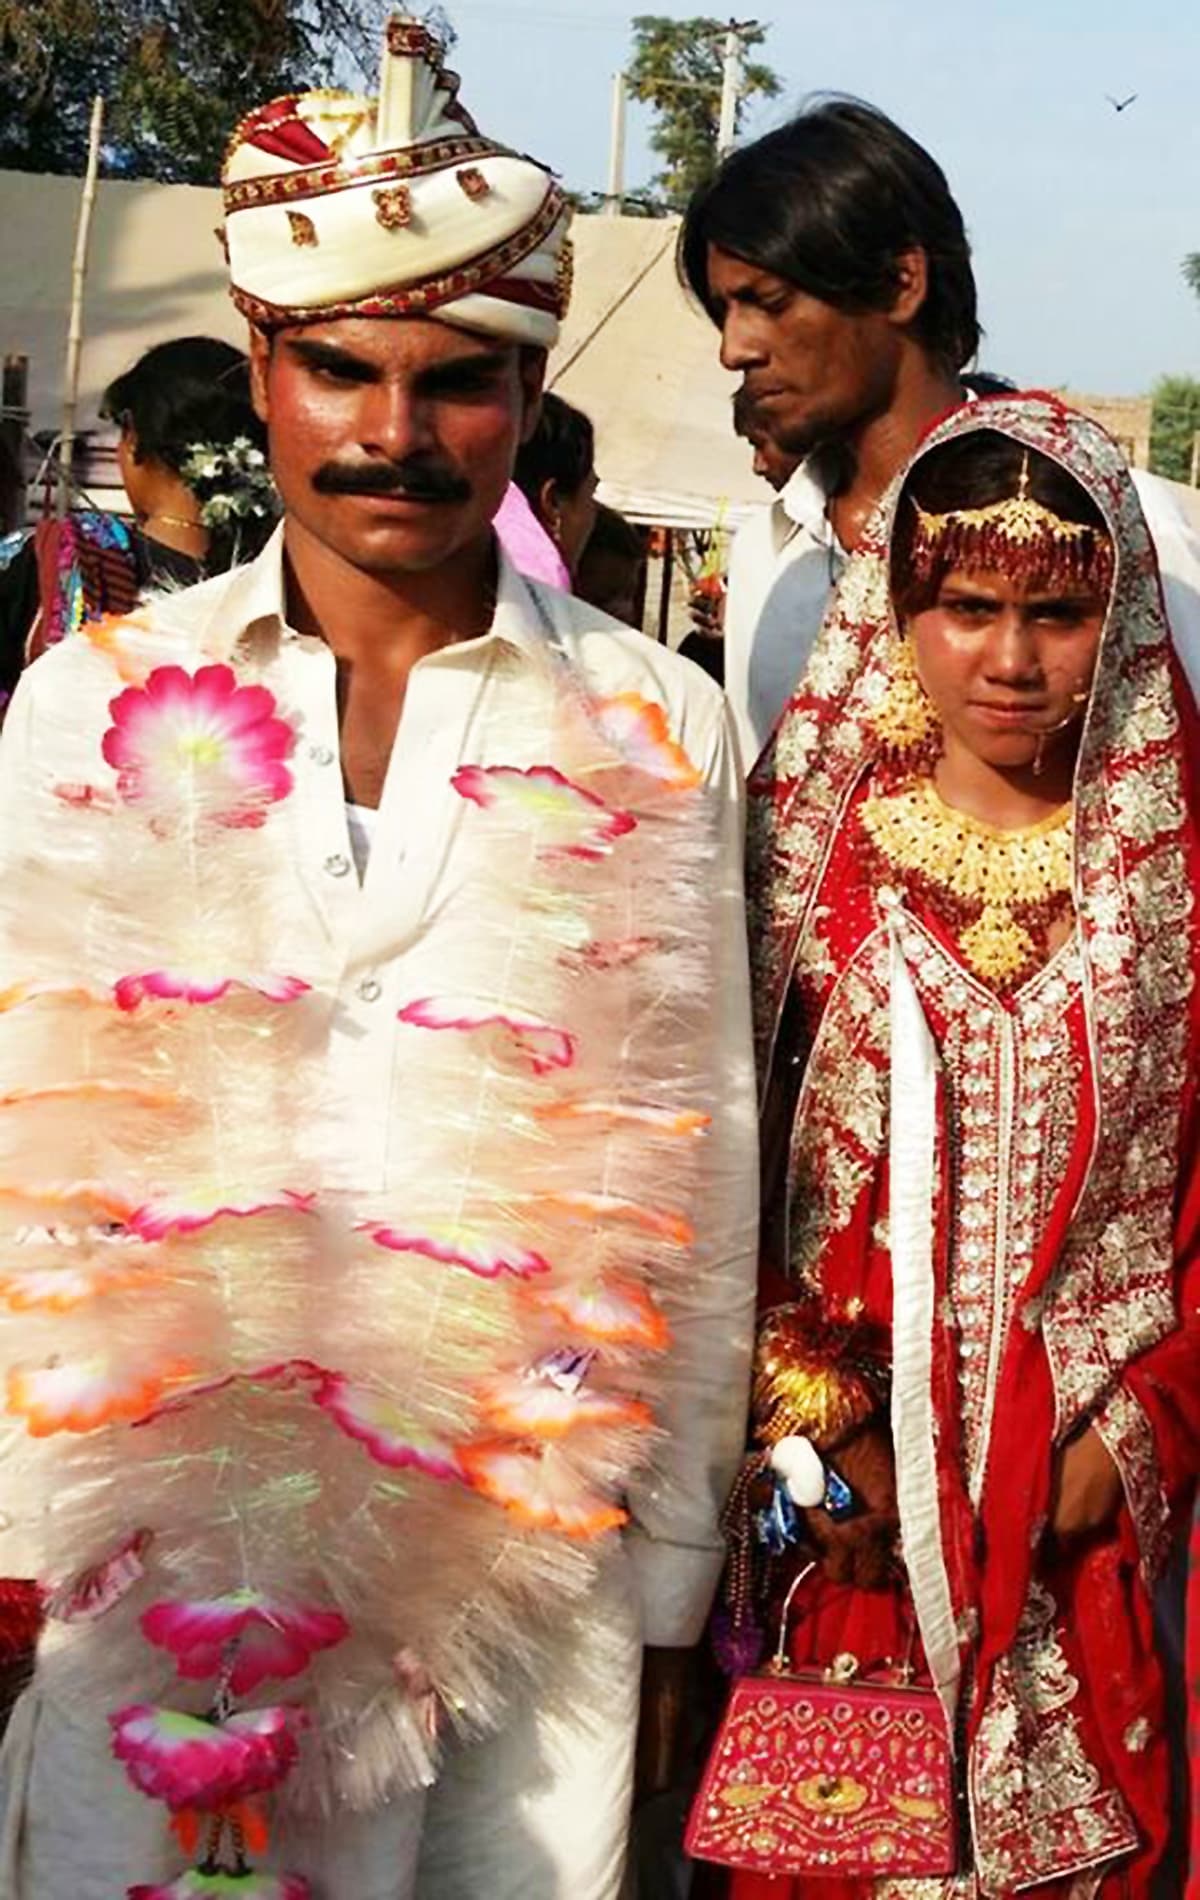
908,450 -> 1114,594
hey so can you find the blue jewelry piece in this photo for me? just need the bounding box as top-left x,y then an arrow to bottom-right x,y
753,1475 -> 802,1554
822,1463 -> 855,1521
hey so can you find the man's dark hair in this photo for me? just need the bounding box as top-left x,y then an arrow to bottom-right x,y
962,371 -> 1017,398
513,392 -> 595,506
680,97 -> 980,373
101,337 -> 264,470
582,501 -> 644,565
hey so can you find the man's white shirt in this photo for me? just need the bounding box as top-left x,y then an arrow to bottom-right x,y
722,461 -> 844,771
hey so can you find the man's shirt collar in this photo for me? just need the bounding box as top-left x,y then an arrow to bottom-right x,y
191,522 -> 554,667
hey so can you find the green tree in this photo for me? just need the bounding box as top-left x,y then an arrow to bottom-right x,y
0,0 -> 447,184
626,14 -> 781,212
1184,254 -> 1200,300
1149,374 -> 1200,484
569,186 -> 666,219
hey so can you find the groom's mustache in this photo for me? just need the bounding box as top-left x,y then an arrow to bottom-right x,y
312,457 -> 472,502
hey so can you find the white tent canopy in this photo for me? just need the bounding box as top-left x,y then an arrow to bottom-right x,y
3,170 -> 1196,533
547,215 -> 762,528
0,174 -> 759,526
1,171 -> 242,433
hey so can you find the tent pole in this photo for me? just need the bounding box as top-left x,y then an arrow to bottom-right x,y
656,528 -> 674,645
58,93 -> 104,518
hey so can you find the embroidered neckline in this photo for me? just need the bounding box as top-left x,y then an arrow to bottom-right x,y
858,777 -> 1073,991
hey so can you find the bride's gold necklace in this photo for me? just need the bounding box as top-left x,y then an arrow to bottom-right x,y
858,777 -> 1073,991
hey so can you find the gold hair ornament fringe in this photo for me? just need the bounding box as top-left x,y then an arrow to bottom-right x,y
908,451 -> 1115,597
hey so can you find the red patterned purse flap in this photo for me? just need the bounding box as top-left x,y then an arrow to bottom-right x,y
685,1668 -> 958,1878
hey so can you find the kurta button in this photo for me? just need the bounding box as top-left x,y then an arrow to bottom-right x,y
309,743 -> 335,766
324,852 -> 351,878
357,976 -> 382,1003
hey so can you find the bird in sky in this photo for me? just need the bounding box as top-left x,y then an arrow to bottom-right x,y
1105,92 -> 1138,113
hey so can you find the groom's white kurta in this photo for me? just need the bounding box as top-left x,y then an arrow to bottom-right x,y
0,532 -> 759,1900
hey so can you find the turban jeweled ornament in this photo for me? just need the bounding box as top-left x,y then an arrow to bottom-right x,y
221,15 -> 572,345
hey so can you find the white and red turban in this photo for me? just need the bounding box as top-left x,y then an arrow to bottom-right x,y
221,16 -> 572,346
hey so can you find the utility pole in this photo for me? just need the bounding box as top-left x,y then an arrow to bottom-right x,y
604,70 -> 627,215
716,19 -> 759,157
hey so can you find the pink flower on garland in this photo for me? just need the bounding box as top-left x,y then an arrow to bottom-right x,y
0,1256 -> 160,1314
590,693 -> 700,789
114,971 -> 309,1012
49,1527 -> 153,1623
135,1358 -> 329,1426
130,1189 -> 316,1243
458,1440 -> 627,1539
102,664 -> 294,828
130,1874 -> 311,1899
519,1189 -> 694,1246
476,1372 -> 652,1440
110,1704 -> 304,1811
141,1591 -> 349,1694
523,1275 -> 671,1351
398,996 -> 574,1074
8,1356 -> 195,1436
360,1220 -> 549,1280
314,1373 -> 463,1482
452,764 -> 636,861
559,934 -> 659,974
535,1099 -> 710,1137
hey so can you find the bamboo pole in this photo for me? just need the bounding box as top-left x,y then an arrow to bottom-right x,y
58,93 -> 105,518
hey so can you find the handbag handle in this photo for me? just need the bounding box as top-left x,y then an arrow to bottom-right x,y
770,1561 -> 817,1673
768,1561 -> 918,1684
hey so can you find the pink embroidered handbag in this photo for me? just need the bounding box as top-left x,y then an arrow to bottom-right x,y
685,1571 -> 959,1880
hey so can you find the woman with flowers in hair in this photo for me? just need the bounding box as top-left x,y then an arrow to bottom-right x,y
699,395 -> 1199,1896
0,337 -> 277,696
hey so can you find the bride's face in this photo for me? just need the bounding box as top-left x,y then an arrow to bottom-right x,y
906,566 -> 1107,773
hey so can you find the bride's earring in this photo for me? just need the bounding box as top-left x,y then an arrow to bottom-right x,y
867,635 -> 941,763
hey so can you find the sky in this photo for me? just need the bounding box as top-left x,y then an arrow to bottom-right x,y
435,0 -> 1200,396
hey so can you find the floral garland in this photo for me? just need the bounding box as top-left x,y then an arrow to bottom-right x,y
0,620 -> 718,1895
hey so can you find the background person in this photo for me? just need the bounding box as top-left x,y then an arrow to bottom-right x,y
0,336 -> 273,695
574,501 -> 647,626
732,384 -> 800,496
512,388 -> 599,579
680,96 -> 979,770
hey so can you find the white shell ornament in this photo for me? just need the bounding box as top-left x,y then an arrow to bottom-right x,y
769,1433 -> 827,1508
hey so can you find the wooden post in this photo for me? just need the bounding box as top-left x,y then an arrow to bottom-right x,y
656,528 -> 674,646
0,354 -> 28,533
1191,430 -> 1200,489
58,93 -> 105,518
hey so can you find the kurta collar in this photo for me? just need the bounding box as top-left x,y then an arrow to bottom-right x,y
778,461 -> 832,540
192,521 -> 555,667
